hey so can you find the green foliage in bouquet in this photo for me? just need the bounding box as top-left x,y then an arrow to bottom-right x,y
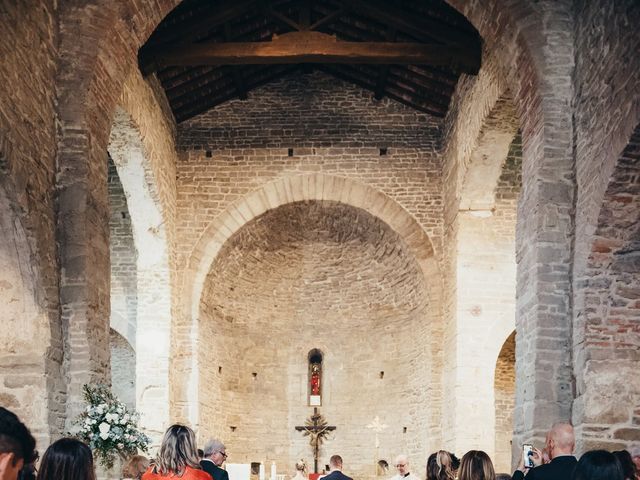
75,384 -> 150,469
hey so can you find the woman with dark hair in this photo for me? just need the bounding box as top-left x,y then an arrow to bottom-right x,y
612,451 -> 637,480
458,450 -> 495,480
571,450 -> 624,480
36,438 -> 96,480
142,424 -> 210,479
426,451 -> 456,480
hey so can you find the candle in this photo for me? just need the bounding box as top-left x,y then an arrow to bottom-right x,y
271,461 -> 276,480
259,463 -> 265,480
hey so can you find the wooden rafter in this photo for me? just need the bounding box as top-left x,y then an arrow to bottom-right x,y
374,26 -> 397,100
146,31 -> 480,73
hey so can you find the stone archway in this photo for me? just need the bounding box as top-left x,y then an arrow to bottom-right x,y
108,107 -> 172,440
495,331 -> 516,473
572,123 -> 640,451
174,174 -> 444,430
197,200 -> 434,473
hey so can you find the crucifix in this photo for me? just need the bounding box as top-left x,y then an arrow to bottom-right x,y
295,408 -> 336,474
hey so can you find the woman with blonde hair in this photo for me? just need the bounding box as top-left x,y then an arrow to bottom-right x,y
458,450 -> 495,480
123,455 -> 150,479
426,451 -> 456,480
142,425 -> 210,480
291,460 -> 307,480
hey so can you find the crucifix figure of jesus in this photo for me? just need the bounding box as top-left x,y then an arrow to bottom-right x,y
295,408 -> 336,474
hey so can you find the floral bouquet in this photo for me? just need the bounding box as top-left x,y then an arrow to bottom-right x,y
75,384 -> 150,469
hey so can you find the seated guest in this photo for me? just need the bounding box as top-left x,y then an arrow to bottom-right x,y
36,438 -> 96,480
513,423 -> 576,480
613,451 -> 637,480
458,450 -> 495,480
496,475 -> 512,480
426,451 -> 456,480
143,425 -> 210,480
0,407 -> 37,480
571,450 -> 623,480
123,455 -> 151,480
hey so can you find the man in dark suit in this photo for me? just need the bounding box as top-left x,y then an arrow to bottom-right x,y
200,438 -> 230,480
513,423 -> 577,480
322,455 -> 353,480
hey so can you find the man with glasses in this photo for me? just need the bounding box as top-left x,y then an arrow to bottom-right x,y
201,438 -> 229,480
389,455 -> 418,480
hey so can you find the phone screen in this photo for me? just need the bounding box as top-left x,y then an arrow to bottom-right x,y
523,444 -> 534,468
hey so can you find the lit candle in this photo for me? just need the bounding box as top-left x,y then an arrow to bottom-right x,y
260,463 -> 265,480
271,461 -> 276,480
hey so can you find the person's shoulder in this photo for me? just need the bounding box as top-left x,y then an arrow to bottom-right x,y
188,466 -> 215,480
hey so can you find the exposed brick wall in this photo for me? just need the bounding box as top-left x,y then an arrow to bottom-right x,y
179,71 -> 441,150
176,72 -> 444,270
572,0 -> 640,277
110,329 -> 136,409
572,123 -> 640,451
495,332 -> 516,474
108,156 -> 137,345
199,201 -> 431,476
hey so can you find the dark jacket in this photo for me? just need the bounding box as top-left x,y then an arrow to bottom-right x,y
512,455 -> 577,480
200,460 -> 229,480
322,470 -> 353,480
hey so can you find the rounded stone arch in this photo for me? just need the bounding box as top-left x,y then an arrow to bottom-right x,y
459,93 -> 520,212
572,122 -> 640,452
173,174 -> 444,423
494,331 -> 516,473
108,106 -> 172,439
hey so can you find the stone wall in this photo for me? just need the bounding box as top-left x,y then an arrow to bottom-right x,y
199,201 -> 432,477
110,329 -> 136,409
0,0 -> 63,446
571,0 -> 640,451
108,156 -> 138,345
572,124 -> 640,451
176,72 -> 444,472
495,332 -> 516,474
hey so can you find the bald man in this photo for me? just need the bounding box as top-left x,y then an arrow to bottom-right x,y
513,423 -> 577,480
389,455 -> 419,480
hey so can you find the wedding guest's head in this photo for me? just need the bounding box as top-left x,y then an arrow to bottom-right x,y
203,438 -> 227,466
612,451 -> 637,480
295,460 -> 307,473
153,424 -> 201,476
0,407 -> 37,480
458,450 -> 496,480
426,451 -> 456,480
122,455 -> 150,480
36,438 -> 95,480
571,450 -> 623,480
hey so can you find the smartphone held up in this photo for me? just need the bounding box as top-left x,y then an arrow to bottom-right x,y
522,444 -> 535,468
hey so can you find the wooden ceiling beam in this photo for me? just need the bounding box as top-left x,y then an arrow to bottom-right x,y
309,6 -> 348,31
175,66 -> 297,122
139,0 -> 258,74
149,31 -> 480,73
374,26 -> 397,100
344,0 -> 479,47
224,23 -> 249,100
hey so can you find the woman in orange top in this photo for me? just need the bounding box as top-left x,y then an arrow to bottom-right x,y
142,425 -> 212,480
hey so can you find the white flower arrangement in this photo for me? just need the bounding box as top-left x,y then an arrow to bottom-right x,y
75,384 -> 150,469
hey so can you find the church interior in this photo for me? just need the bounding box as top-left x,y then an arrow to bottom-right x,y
0,0 -> 639,478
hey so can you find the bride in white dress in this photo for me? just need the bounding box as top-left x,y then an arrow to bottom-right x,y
291,460 -> 308,480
